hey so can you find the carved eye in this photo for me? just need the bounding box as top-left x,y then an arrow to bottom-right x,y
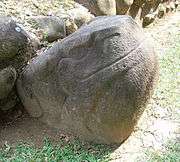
15,26 -> 21,32
123,64 -> 126,68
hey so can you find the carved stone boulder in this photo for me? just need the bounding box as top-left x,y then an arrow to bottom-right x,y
17,16 -> 158,144
0,16 -> 34,111
0,16 -> 29,69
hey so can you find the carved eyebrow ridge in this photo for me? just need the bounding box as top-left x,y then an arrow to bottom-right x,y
80,38 -> 146,82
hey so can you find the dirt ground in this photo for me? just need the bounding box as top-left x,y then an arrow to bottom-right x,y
0,4 -> 179,161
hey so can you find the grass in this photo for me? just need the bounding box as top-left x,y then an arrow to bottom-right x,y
145,141 -> 180,162
154,38 -> 180,113
0,138 -> 114,162
142,35 -> 180,162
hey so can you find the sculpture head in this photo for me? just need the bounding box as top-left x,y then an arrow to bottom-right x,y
17,16 -> 158,144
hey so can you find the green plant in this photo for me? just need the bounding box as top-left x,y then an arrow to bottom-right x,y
154,37 -> 180,116
138,35 -> 180,162
145,140 -> 180,162
0,138 -> 114,162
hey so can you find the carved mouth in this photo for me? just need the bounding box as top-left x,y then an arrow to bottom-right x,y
81,39 -> 145,82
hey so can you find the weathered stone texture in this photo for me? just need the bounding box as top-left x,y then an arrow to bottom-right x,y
17,16 -> 158,144
0,16 -> 35,111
